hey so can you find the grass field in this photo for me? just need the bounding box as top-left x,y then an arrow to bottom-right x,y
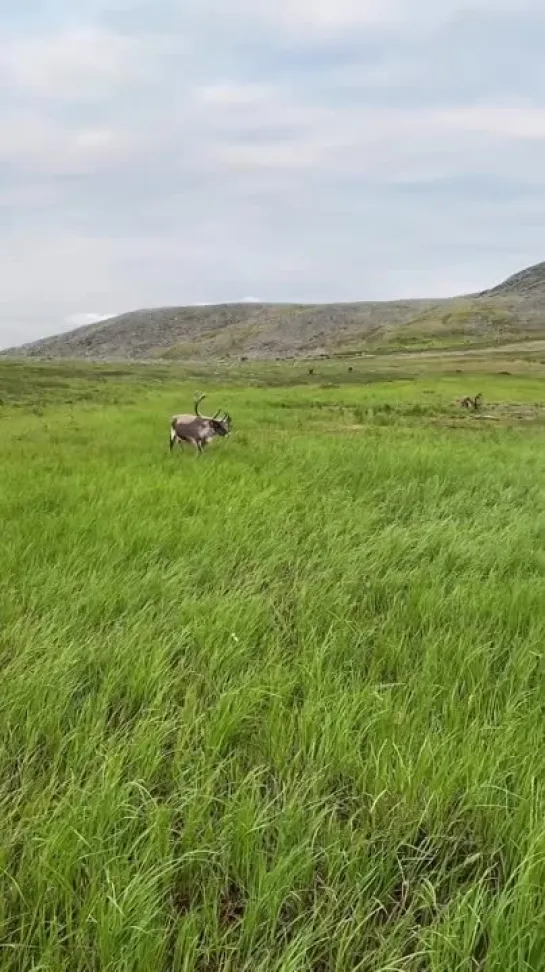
2,357 -> 545,970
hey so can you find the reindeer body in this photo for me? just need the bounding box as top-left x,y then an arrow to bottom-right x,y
170,394 -> 231,455
460,393 -> 483,411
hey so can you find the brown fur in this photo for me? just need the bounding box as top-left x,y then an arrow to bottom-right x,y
460,393 -> 483,411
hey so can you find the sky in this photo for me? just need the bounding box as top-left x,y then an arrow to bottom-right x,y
1,0 -> 545,347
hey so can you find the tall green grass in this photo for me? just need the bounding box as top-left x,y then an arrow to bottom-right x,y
2,363 -> 545,970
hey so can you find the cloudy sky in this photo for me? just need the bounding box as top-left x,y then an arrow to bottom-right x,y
1,0 -> 545,347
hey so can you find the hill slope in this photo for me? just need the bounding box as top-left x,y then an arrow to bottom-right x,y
478,260 -> 545,298
5,261 -> 545,361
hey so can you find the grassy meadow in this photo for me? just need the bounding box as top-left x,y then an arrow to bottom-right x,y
2,356 -> 545,970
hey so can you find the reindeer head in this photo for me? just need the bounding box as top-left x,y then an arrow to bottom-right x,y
194,393 -> 232,435
210,412 -> 232,436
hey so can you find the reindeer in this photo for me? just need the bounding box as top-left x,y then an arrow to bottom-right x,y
170,393 -> 232,456
460,393 -> 483,411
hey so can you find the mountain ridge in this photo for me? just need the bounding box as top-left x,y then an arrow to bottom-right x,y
4,261 -> 545,361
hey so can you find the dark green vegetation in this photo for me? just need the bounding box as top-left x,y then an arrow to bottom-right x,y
2,354 -> 545,970
5,260 -> 545,362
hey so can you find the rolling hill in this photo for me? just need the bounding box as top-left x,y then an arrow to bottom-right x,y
4,260 -> 545,362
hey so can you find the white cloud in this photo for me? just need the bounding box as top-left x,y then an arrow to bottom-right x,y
269,0 -> 401,32
0,114 -> 134,174
194,0 -> 399,33
271,0 -> 545,30
190,296 -> 261,306
0,27 -> 142,99
201,87 -> 545,184
64,312 -> 113,328
196,82 -> 273,108
199,0 -> 545,39
437,105 -> 545,139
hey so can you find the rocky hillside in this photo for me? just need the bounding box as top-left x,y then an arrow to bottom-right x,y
4,261 -> 545,361
478,261 -> 545,299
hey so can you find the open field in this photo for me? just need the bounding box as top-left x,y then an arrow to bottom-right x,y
2,355 -> 545,970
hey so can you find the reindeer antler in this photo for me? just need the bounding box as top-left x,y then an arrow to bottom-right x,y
194,392 -> 206,416
214,410 -> 230,424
